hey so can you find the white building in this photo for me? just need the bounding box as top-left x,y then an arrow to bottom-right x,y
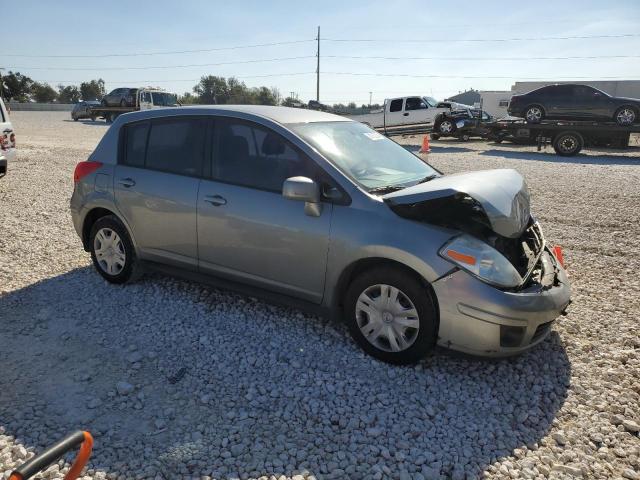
477,91 -> 513,118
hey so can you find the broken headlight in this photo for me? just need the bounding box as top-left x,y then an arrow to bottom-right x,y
439,234 -> 523,288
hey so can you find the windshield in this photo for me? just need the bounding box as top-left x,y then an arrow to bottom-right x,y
423,96 -> 439,107
290,121 -> 439,191
151,92 -> 178,106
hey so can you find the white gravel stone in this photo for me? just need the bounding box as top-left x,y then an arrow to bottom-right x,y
1,113 -> 640,479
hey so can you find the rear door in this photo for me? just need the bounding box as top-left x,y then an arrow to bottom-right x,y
384,98 -> 405,126
113,116 -> 207,269
197,117 -> 332,303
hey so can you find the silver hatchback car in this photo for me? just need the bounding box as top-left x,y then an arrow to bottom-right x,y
71,106 -> 571,364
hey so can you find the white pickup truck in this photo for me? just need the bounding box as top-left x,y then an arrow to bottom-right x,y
0,97 -> 16,177
345,96 -> 470,134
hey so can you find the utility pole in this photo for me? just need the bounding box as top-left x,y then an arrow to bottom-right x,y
316,26 -> 320,102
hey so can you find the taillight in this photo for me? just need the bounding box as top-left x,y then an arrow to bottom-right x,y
74,161 -> 103,183
0,134 -> 7,150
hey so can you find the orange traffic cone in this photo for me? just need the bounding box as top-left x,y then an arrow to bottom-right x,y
419,134 -> 431,153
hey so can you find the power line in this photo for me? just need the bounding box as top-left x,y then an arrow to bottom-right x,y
326,54 -> 640,61
323,33 -> 640,43
8,56 -> 315,71
4,39 -> 316,58
34,72 -> 317,85
324,71 -> 640,80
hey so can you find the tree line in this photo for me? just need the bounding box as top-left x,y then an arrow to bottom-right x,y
1,71 -> 380,112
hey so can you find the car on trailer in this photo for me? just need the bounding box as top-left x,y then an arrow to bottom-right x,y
432,108 -> 494,141
508,84 -> 640,126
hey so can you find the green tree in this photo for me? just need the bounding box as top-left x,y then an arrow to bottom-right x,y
3,71 -> 33,102
31,82 -> 58,103
193,75 -> 228,104
178,92 -> 198,104
80,79 -> 105,101
253,86 -> 279,106
58,85 -> 81,103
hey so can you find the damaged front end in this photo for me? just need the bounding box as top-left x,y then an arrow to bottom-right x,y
383,169 -> 550,289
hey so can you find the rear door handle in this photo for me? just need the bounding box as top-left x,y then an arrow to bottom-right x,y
204,194 -> 227,206
118,177 -> 136,188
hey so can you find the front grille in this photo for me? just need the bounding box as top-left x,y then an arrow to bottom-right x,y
530,321 -> 553,344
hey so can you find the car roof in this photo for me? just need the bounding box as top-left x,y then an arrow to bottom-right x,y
117,105 -> 352,125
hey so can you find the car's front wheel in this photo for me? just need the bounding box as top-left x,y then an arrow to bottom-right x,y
439,119 -> 455,134
89,215 -> 139,284
615,106 -> 636,125
344,266 -> 438,364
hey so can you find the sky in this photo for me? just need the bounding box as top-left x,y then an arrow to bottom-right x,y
3,0 -> 640,105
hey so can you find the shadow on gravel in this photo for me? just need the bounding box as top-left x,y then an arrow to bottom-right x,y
62,119 -> 108,126
479,148 -> 640,165
1,267 -> 571,479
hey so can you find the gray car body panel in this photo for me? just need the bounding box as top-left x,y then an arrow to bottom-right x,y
72,105 -> 571,357
383,169 -> 530,238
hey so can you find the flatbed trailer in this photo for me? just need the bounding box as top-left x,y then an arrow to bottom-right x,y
486,119 -> 640,156
88,106 -> 138,123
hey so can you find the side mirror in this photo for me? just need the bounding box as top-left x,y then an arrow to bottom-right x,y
283,176 -> 322,217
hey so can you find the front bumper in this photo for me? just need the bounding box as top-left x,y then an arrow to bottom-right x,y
432,247 -> 571,357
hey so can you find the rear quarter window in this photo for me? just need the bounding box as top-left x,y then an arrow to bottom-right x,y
122,121 -> 150,168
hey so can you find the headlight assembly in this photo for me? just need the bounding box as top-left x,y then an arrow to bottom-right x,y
439,234 -> 523,288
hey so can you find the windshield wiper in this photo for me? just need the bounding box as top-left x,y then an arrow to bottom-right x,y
415,174 -> 440,184
368,184 -> 406,195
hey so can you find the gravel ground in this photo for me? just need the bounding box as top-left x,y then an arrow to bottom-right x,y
1,112 -> 639,480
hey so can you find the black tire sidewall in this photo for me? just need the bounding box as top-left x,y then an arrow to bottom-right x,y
89,215 -> 137,284
553,131 -> 583,156
344,267 -> 438,365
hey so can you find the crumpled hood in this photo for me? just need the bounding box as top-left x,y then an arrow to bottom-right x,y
383,169 -> 531,238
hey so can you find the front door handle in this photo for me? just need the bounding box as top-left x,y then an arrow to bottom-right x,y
118,177 -> 136,188
204,194 -> 227,206
403,112 -> 409,116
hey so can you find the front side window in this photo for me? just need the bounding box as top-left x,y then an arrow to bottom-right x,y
405,97 -> 427,111
290,121 -> 439,191
214,119 -> 313,192
146,118 -> 206,176
389,99 -> 403,112
122,121 -> 149,168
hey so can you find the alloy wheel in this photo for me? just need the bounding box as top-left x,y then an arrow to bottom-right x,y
558,136 -> 578,154
616,108 -> 635,125
93,228 -> 126,275
525,107 -> 543,122
439,121 -> 453,134
355,284 -> 420,353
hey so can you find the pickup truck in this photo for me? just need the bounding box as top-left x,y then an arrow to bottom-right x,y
90,87 -> 179,123
0,97 -> 16,177
345,96 -> 470,135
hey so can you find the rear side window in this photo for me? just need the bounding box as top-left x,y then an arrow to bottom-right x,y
123,121 -> 149,168
389,99 -> 403,112
146,118 -> 206,176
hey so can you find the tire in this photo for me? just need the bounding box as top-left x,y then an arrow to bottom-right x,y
439,119 -> 455,135
524,105 -> 544,123
73,117 -> 78,122
614,106 -> 636,126
431,133 -> 440,140
344,266 -> 438,365
89,215 -> 140,284
553,131 -> 584,156
461,134 -> 470,141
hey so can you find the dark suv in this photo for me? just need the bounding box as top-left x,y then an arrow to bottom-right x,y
508,84 -> 640,125
101,88 -> 138,107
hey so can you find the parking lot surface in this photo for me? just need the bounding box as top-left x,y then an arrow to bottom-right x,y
1,112 -> 639,480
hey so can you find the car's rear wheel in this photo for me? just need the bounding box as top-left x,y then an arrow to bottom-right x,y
615,106 -> 636,126
553,131 -> 584,156
439,120 -> 455,134
524,105 -> 544,123
89,215 -> 140,284
344,266 -> 438,364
